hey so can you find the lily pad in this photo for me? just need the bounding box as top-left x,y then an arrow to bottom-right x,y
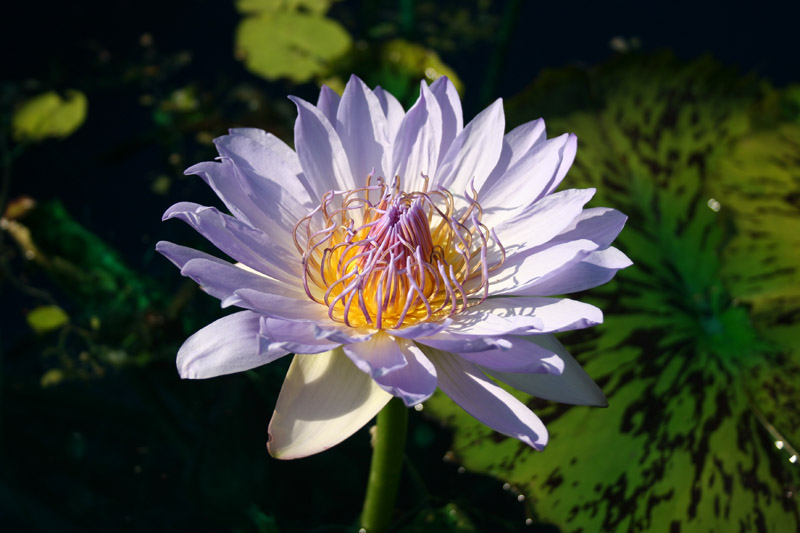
12,90 -> 88,142
26,305 -> 69,334
235,0 -> 351,83
425,52 -> 800,532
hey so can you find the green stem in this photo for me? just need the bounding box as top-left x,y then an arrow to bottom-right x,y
360,397 -> 409,532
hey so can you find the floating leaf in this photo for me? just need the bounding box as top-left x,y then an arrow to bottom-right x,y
26,305 -> 69,334
237,0 -> 332,15
12,90 -> 88,142
426,53 -> 800,532
235,0 -> 351,83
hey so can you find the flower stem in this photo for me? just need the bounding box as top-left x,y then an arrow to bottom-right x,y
360,397 -> 408,532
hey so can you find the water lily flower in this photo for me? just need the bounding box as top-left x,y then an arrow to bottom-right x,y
158,75 -> 631,459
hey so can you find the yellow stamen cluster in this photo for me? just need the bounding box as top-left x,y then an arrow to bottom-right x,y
293,176 -> 504,329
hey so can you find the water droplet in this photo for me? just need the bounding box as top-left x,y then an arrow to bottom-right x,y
776,440 -> 785,449
790,455 -> 797,464
525,518 -> 533,526
707,198 -> 721,212
502,483 -> 511,491
414,403 -> 424,412
517,494 -> 525,502
457,466 -> 465,474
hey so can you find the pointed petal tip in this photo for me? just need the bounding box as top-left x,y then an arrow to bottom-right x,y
266,432 -> 301,460
287,94 -> 308,108
392,389 -> 433,408
521,430 -> 548,451
347,73 -> 364,85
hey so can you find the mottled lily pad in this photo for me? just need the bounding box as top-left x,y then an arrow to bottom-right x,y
425,52 -> 800,532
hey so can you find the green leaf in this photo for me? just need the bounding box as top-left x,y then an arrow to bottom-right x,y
426,52 -> 800,532
235,8 -> 351,83
12,90 -> 88,142
237,0 -> 333,15
26,305 -> 69,334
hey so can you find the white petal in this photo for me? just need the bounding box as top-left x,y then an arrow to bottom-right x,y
481,133 -> 572,227
504,119 -> 547,168
177,311 -> 287,379
215,131 -> 313,206
342,332 -> 438,406
437,98 -> 505,194
156,241 -> 305,305
516,247 -> 632,296
185,159 -> 274,232
546,207 -> 629,248
457,336 -> 564,374
229,288 -> 331,321
543,132 -> 577,196
415,330 -> 513,353
426,348 -> 548,450
485,334 -> 607,406
336,75 -> 390,183
259,318 -> 345,355
373,86 -> 406,142
267,349 -> 392,459
392,81 -> 442,191
489,239 -> 600,296
445,297 -> 603,336
290,96 -> 355,197
430,76 -> 463,164
162,202 -> 302,283
227,128 -> 303,176
379,337 -> 437,406
316,85 -> 341,126
481,118 -> 547,195
492,188 -> 596,253
342,331 -> 407,377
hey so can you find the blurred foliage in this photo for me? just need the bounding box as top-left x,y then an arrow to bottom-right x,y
7,199 -> 156,313
11,90 -> 87,142
235,0 -> 352,83
325,38 -> 463,105
426,52 -> 800,532
233,0 -> 472,106
25,305 -> 70,334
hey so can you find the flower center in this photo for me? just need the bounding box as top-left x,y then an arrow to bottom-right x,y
293,176 -> 504,329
